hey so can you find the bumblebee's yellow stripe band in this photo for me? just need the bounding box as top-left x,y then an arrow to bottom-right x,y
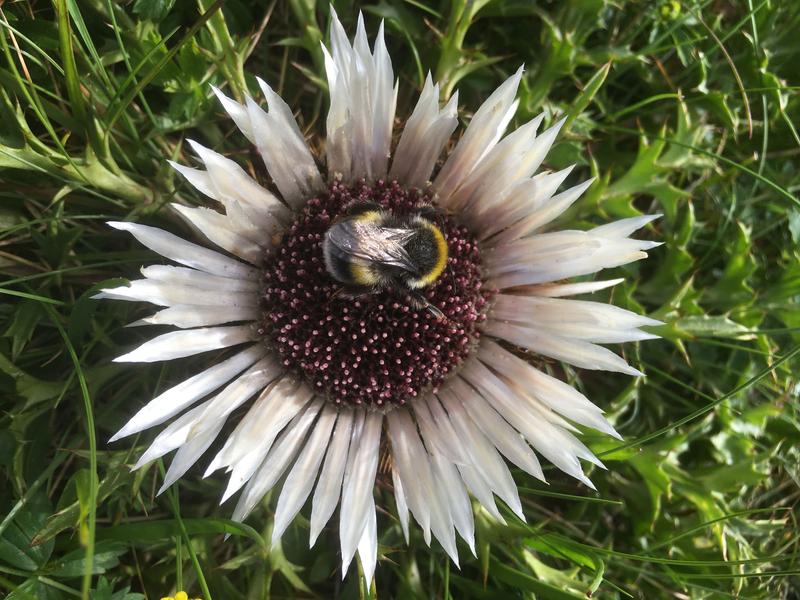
408,222 -> 448,288
351,263 -> 380,285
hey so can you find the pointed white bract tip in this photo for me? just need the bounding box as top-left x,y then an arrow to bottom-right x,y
578,473 -> 597,490
636,332 -> 662,342
642,241 -> 665,249
210,84 -> 233,103
186,138 -> 204,156
309,528 -> 321,549
108,429 -> 127,444
644,318 -> 667,327
107,220 -> 132,231
131,455 -> 150,471
244,93 -> 260,110
255,76 -> 273,97
108,419 -> 148,443
467,540 -> 477,558
626,366 -> 645,377
220,486 -> 238,505
341,545 -> 358,579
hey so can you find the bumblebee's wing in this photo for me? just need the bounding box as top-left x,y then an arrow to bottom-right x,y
326,220 -> 418,273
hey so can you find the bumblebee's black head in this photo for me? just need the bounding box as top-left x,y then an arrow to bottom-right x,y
403,216 -> 449,289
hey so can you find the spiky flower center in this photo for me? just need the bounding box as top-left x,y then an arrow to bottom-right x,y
258,180 -> 490,407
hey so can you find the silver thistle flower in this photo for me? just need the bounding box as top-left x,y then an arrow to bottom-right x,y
98,9 -> 661,584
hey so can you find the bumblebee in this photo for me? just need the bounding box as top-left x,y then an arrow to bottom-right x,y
323,203 -> 449,310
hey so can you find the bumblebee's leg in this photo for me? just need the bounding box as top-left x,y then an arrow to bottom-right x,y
329,284 -> 375,301
407,291 -> 446,321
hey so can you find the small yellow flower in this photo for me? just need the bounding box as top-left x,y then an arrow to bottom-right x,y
160,592 -> 200,600
659,0 -> 681,20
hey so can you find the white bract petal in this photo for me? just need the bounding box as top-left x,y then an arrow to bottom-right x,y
491,294 -> 662,341
446,377 -> 545,481
483,320 -> 642,375
133,400 -> 213,469
456,463 -> 506,524
139,265 -> 259,292
324,10 -> 395,182
210,379 -> 314,501
387,410 -> 458,561
390,73 -> 458,188
434,66 -> 523,205
478,170 -> 585,241
447,114 -> 561,214
108,221 -> 259,281
485,218 -> 661,288
356,495 -> 378,586
479,339 -> 621,439
188,357 -> 282,440
460,359 -> 603,488
310,409 -> 357,546
131,358 -> 279,471
132,304 -> 258,329
412,396 -> 465,464
386,410 -> 430,541
437,386 -> 525,520
339,410 -> 382,575
160,421 -> 223,493
113,325 -> 256,363
431,453 -> 476,556
520,278 -> 624,298
592,214 -> 662,238
171,204 -> 263,264
391,465 -> 410,543
241,79 -> 325,209
181,141 -> 293,223
424,395 -> 507,523
232,398 -> 324,522
109,345 -> 265,442
95,279 -> 257,309
271,405 -> 338,545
